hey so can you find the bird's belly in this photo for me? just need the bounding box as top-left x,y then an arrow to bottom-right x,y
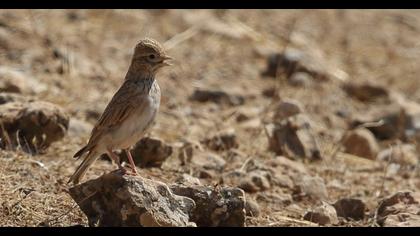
110,102 -> 158,149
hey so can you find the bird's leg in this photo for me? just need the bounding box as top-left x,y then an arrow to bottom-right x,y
125,149 -> 138,175
107,148 -> 126,174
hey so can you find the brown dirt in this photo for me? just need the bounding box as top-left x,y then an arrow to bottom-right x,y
1,9 -> 420,227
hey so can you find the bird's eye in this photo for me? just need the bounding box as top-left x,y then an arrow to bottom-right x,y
148,54 -> 156,60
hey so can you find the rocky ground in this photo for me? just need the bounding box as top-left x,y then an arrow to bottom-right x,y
1,9 -> 420,227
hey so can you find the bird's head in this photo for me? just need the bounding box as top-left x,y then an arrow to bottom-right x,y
130,38 -> 173,74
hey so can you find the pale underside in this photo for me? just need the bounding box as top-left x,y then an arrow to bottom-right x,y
87,78 -> 160,155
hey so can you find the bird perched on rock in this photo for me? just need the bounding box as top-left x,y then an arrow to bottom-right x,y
69,38 -> 173,184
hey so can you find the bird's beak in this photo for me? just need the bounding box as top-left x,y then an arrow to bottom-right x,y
162,55 -> 174,66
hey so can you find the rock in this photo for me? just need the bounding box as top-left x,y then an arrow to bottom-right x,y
68,171 -> 196,227
198,169 -> 215,179
350,96 -> 420,142
333,198 -> 366,220
223,158 -> 293,190
170,184 -> 246,226
294,175 -> 328,201
399,99 -> 420,142
192,151 -> 226,171
377,144 -> 418,166
178,141 -> 201,165
376,191 -> 420,227
256,192 -> 293,206
0,92 -> 31,105
267,114 -> 321,160
238,170 -> 272,193
382,213 -> 420,227
261,87 -> 277,98
121,137 -> 173,168
82,106 -> 103,123
273,98 -> 303,121
266,156 -> 308,175
245,198 -> 260,217
351,104 -> 403,140
261,47 -> 332,82
175,174 -> 202,186
222,169 -> 272,193
303,202 -> 339,226
0,100 -> 69,153
201,129 -> 239,151
68,118 -> 93,136
0,66 -> 47,94
235,107 -> 261,122
0,67 -> 29,93
289,72 -> 313,87
190,89 -> 245,106
342,82 -> 390,102
0,27 -> 11,49
239,118 -> 261,131
342,128 -> 379,160
284,204 -> 305,218
271,173 -> 294,189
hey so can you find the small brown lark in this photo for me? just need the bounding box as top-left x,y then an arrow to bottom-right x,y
68,38 -> 173,184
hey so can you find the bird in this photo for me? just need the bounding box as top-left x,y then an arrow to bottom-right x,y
68,38 -> 173,185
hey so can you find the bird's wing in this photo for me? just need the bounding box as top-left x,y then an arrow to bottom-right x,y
85,80 -> 149,149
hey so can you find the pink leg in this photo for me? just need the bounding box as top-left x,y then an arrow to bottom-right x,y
125,149 -> 138,175
107,148 -> 126,173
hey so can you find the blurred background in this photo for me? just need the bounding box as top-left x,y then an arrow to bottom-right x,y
1,9 -> 420,227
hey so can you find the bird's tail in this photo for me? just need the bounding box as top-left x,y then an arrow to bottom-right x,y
73,145 -> 88,159
68,150 -> 98,185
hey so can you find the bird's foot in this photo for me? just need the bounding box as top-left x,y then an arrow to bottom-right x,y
126,166 -> 138,176
118,163 -> 138,176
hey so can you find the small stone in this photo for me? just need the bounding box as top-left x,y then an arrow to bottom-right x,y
123,137 -> 173,168
0,92 -> 31,105
170,184 -> 246,226
0,100 -> 69,153
238,170 -> 271,193
201,129 -> 239,151
190,89 -> 245,106
239,118 -> 261,131
198,169 -> 215,179
261,87 -> 277,98
303,202 -> 339,226
266,156 -> 308,175
342,82 -> 390,102
377,144 -> 418,166
0,67 -> 29,93
256,192 -> 293,206
342,128 -> 379,160
261,47 -> 331,82
192,151 -> 226,171
376,191 -> 420,227
351,104 -> 403,140
284,204 -> 304,218
267,114 -> 321,160
295,175 -> 328,201
235,107 -> 261,122
289,72 -> 313,87
222,169 -> 272,193
175,174 -> 202,186
178,141 -> 200,165
245,198 -> 260,217
273,98 -> 303,121
333,198 -> 366,221
272,173 -> 294,189
0,66 -> 47,94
